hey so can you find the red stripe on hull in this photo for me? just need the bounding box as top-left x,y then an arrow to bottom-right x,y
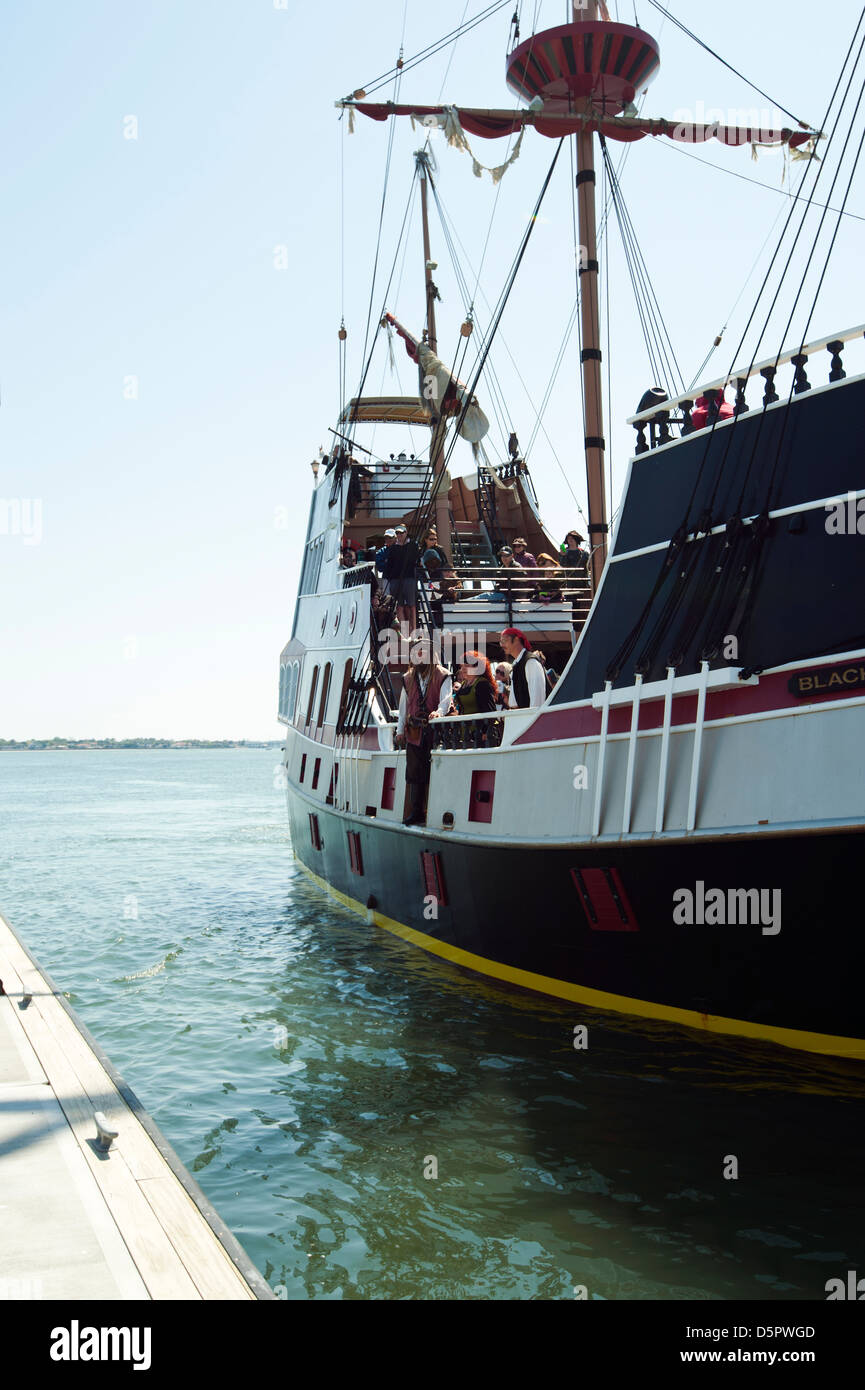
515,663 -> 865,745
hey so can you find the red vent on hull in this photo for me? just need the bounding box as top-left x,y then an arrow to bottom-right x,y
571,867 -> 638,931
327,763 -> 339,806
381,766 -> 396,811
348,831 -> 363,875
420,851 -> 448,908
309,814 -> 322,851
468,770 -> 496,824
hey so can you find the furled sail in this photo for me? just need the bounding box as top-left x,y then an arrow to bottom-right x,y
383,312 -> 490,445
342,102 -> 818,152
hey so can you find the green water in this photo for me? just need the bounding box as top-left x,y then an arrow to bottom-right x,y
0,749 -> 861,1300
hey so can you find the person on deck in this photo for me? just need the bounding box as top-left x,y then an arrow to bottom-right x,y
690,385 -> 733,431
384,524 -> 420,633
422,529 -> 448,570
421,552 -> 444,627
512,537 -> 537,568
532,553 -> 564,602
560,530 -> 589,572
494,662 -> 512,710
430,567 -> 462,628
496,546 -> 531,602
394,640 -> 452,826
375,529 -> 397,595
452,652 -> 497,717
499,628 -> 546,708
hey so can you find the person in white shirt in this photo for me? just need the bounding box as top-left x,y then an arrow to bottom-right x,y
499,628 -> 546,707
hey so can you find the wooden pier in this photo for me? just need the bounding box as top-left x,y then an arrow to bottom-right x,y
0,913 -> 272,1301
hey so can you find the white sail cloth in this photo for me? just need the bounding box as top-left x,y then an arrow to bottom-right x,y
416,342 -> 490,444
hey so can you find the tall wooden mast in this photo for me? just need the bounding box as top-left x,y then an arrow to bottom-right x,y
416,149 -> 452,564
574,0 -> 607,590
352,3 -> 677,583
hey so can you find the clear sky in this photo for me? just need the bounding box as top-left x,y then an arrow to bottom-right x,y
1,0 -> 861,740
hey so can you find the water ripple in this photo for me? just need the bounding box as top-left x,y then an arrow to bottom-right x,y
0,749 -> 863,1300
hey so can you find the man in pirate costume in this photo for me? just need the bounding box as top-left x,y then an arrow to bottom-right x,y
394,638 -> 452,826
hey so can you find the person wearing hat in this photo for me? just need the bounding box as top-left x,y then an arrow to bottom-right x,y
496,546 -> 531,602
512,537 -> 537,568
375,529 -> 397,595
499,628 -> 546,707
560,530 -> 589,572
383,524 -> 420,632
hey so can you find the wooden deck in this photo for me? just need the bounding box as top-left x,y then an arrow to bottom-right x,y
0,913 -> 272,1301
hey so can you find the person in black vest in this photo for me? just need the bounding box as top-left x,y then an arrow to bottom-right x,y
499,628 -> 546,707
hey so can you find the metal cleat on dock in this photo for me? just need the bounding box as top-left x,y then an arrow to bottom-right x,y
93,1110 -> 119,1151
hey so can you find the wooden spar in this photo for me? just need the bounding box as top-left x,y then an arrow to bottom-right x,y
419,155 -> 438,355
574,0 -> 607,591
416,149 -> 453,563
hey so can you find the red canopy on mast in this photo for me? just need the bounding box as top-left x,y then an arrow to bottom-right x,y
343,102 -> 816,149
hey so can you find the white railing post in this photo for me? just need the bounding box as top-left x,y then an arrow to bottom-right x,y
655,666 -> 676,834
592,680 -> 612,838
686,661 -> 710,833
621,674 -> 643,835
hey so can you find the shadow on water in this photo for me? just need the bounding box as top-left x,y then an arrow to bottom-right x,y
246,871 -> 865,1301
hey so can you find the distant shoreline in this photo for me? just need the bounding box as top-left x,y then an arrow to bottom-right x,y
0,741 -> 283,751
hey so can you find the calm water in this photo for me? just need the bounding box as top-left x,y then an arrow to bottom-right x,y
0,749 -> 861,1301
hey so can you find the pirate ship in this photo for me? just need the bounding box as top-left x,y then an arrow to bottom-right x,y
278,1 -> 865,1059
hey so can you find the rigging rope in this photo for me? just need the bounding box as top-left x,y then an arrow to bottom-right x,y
649,137 -> 865,224
348,160 -> 421,445
645,1 -> 813,130
412,141 -> 568,542
617,8 -> 865,681
348,0 -> 514,100
600,137 -> 685,398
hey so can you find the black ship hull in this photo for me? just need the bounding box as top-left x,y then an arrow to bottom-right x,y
288,789 -> 865,1059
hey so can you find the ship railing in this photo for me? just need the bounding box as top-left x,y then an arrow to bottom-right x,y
438,599 -> 584,641
346,460 -> 435,520
428,708 -> 520,751
449,562 -> 592,591
431,568 -> 592,636
341,561 -> 376,588
627,322 -> 864,454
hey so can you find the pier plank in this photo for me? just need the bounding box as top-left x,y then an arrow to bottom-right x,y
0,973 -> 200,1299
0,916 -> 263,1301
138,1177 -> 255,1300
0,995 -> 47,1086
0,1082 -> 149,1301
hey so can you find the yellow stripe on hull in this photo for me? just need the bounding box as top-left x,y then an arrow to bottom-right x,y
296,858 -> 865,1062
